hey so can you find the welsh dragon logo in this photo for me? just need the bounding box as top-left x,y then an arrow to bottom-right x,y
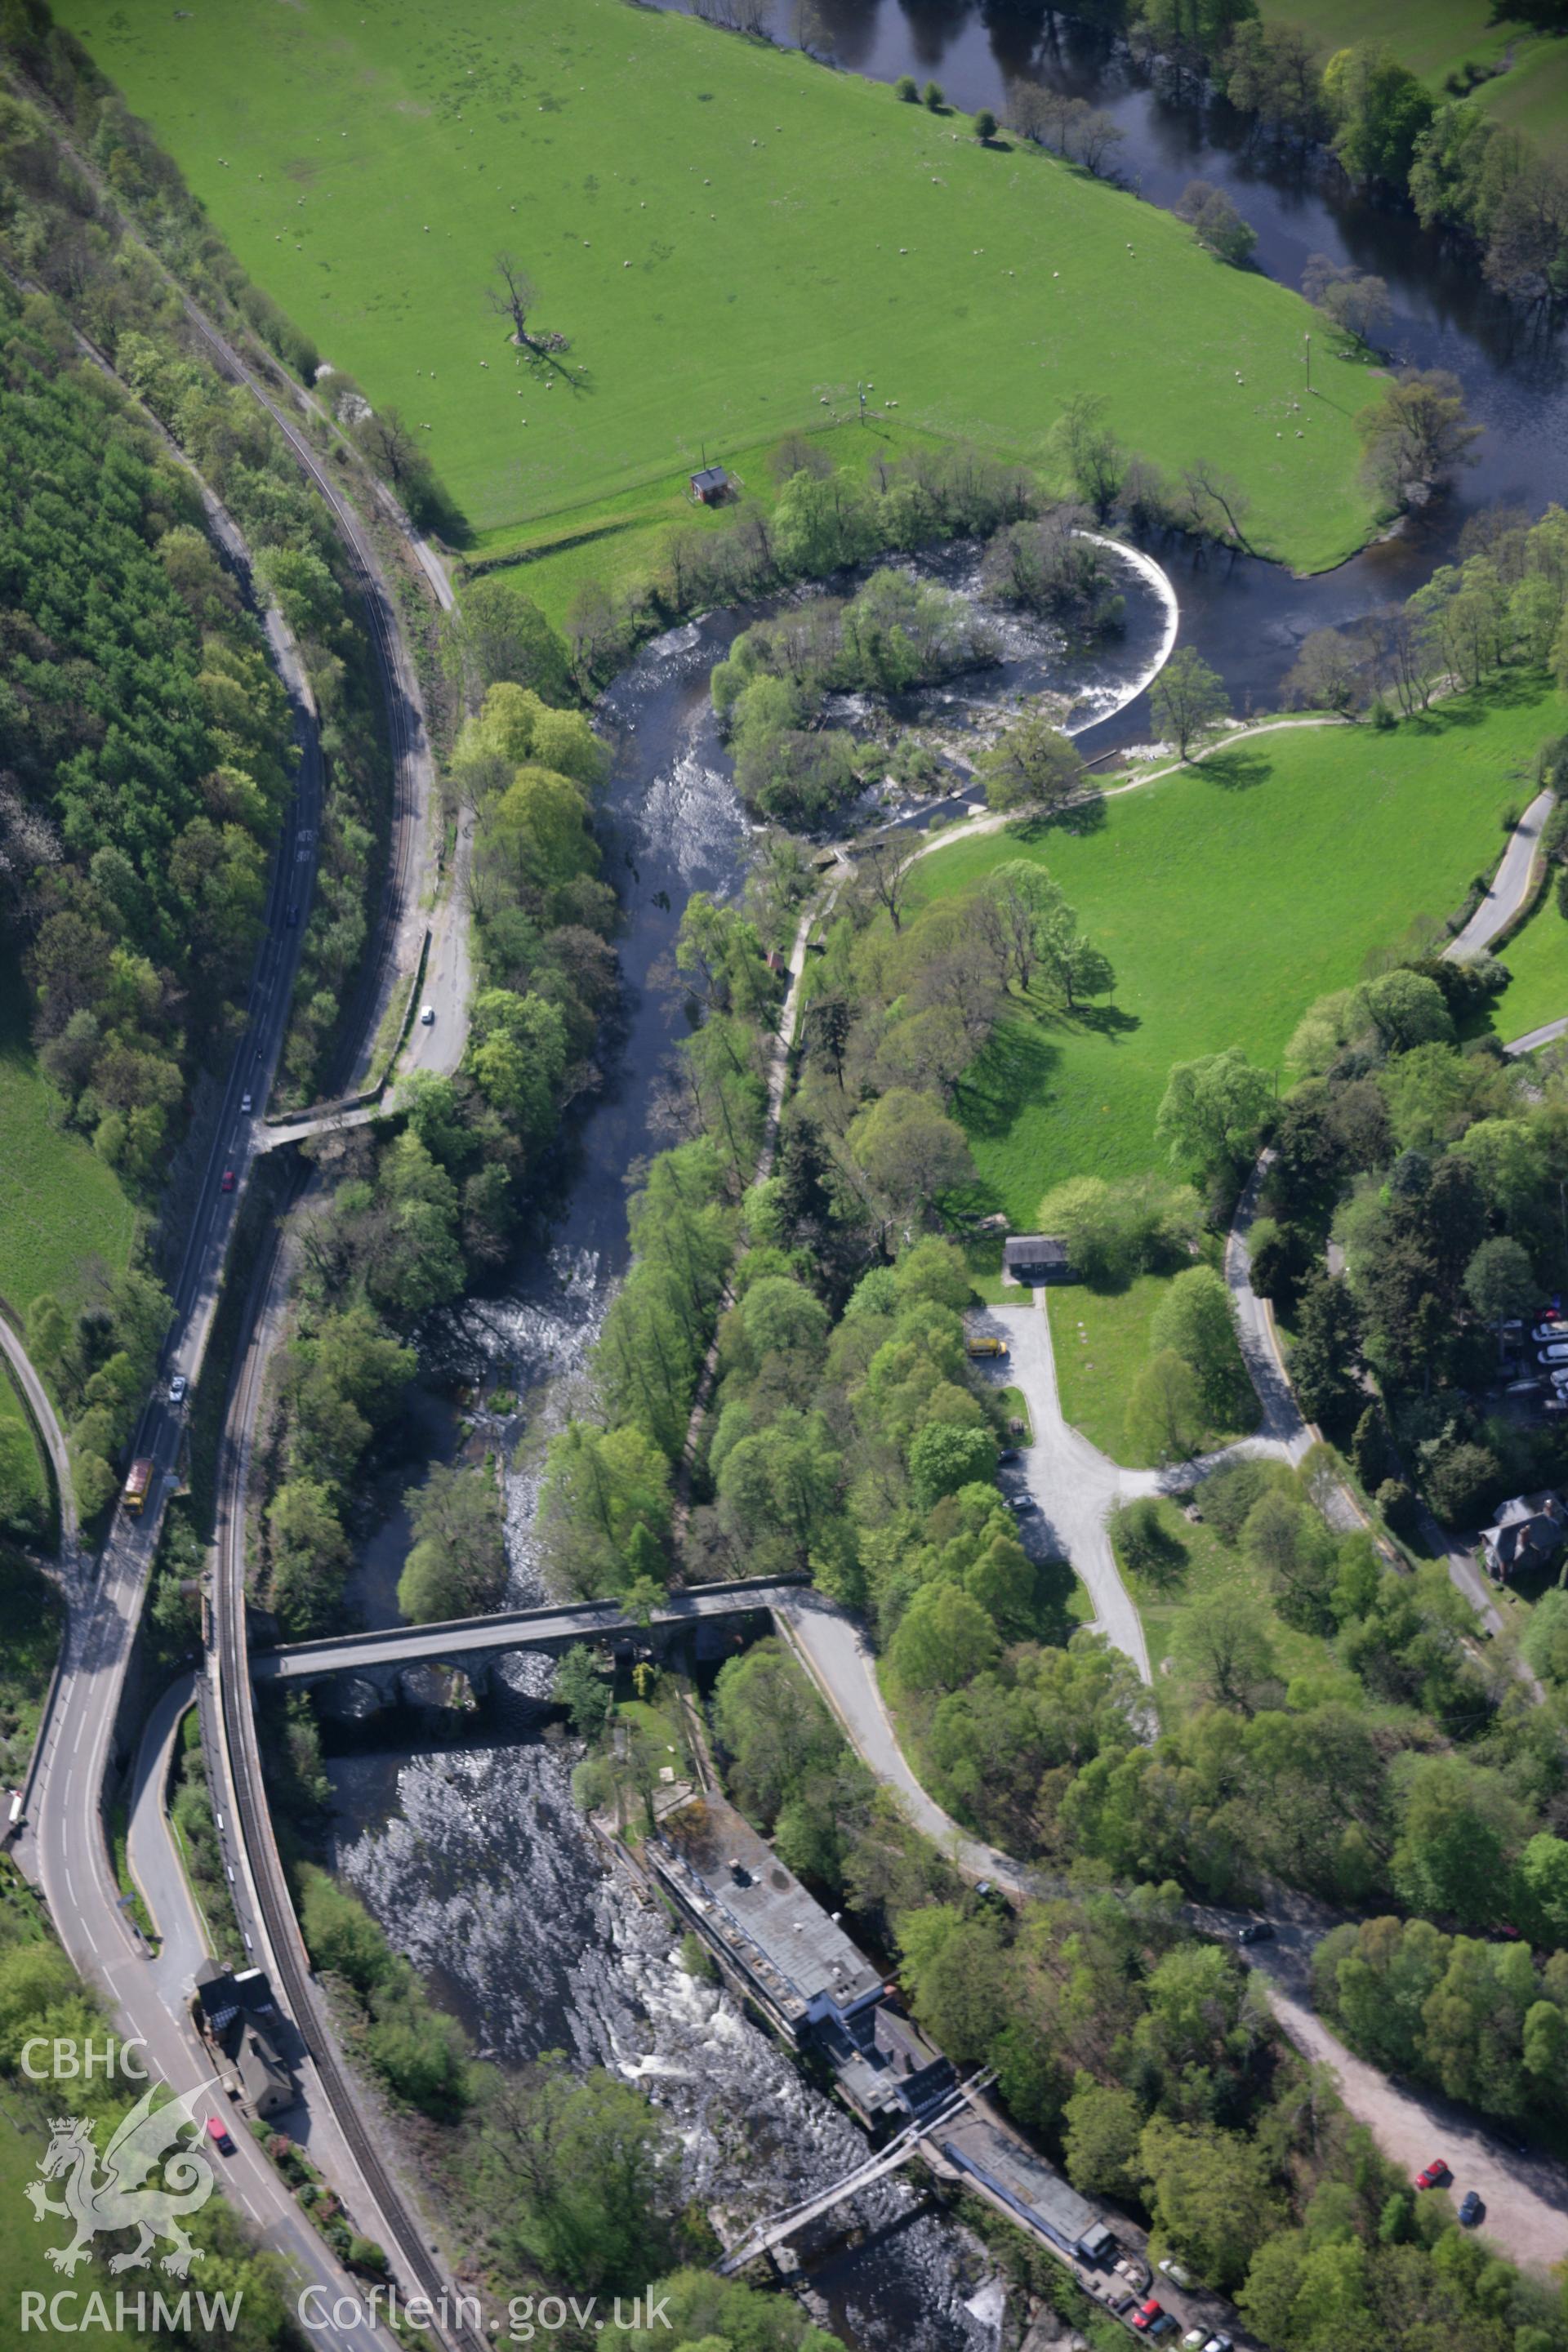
25,2084 -> 216,2277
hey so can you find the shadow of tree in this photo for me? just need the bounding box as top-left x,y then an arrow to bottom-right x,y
956,1019 -> 1060,1138
1202,749 -> 1273,792
1073,998 -> 1140,1039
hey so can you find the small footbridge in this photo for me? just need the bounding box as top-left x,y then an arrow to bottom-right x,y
715,2074 -> 991,2278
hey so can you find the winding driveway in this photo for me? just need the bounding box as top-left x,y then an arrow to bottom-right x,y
1446,787 -> 1554,961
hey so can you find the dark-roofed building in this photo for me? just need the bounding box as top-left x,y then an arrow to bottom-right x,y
1003,1234 -> 1074,1285
651,1793 -> 884,2047
194,1962 -> 300,2119
1481,1491 -> 1566,1582
689,466 -> 732,506
941,2114 -> 1115,2263
830,1999 -> 956,2128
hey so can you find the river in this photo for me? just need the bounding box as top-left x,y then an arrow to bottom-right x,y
324,9 -> 1568,2338
325,559 -> 1171,2352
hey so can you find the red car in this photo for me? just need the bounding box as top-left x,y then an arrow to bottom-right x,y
206,2116 -> 235,2156
1129,2301 -> 1163,2333
1414,2157 -> 1450,2190
220,1169 -> 236,1193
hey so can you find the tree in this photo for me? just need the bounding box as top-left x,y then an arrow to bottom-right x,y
907,1420 -> 998,1508
1112,1496 -> 1187,1586
486,251 -> 539,346
539,1421 -> 672,1600
1356,369 -> 1481,510
717,1410 -> 843,1566
1138,2118 -> 1285,2292
857,836 -> 913,932
397,1463 -> 507,1622
1155,1048 -> 1272,1187
1036,1173 -> 1200,1286
1182,1584 -> 1276,1713
847,1087 -> 975,1227
1150,1265 -> 1251,1426
1301,253 -> 1391,344
1325,43 -> 1437,189
972,109 -> 997,143
354,405 -> 421,489
267,1478 -> 351,1637
1176,180 -> 1258,266
1070,105 -> 1126,178
1392,1754 -> 1526,1929
478,2056 -> 674,2290
1049,392 -> 1125,522
893,74 -> 918,102
922,80 -> 944,110
1464,1234 -> 1535,1327
1284,626 -> 1366,717
1151,648 -> 1230,757
451,577 -> 572,702
1289,1274 -> 1365,1434
1223,22 -> 1330,140
889,1583 -> 1001,1692
1062,2074 -> 1143,2197
554,1645 -> 614,1740
1126,1350 -> 1203,1462
713,1640 -> 843,1823
975,712 -> 1084,813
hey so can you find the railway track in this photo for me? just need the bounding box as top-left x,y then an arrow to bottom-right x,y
212,1203 -> 488,2352
172,301 -> 431,1094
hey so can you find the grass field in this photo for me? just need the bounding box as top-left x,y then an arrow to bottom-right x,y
1045,1272 -> 1258,1468
1261,0 -> 1568,163
911,679 -> 1564,1223
0,946 -> 138,1324
65,0 -> 1374,574
1489,893 -> 1568,1046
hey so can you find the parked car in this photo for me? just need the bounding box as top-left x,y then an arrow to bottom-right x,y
1551,1367 -> 1568,1387
1459,2189 -> 1484,2226
1129,2302 -> 1163,2335
1414,2157 -> 1450,2189
1203,2337 -> 1233,2352
1110,2294 -> 1139,2318
1538,1344 -> 1568,1362
220,1169 -> 236,1194
1533,1325 -> 1564,1343
168,1374 -> 187,1405
205,2117 -> 235,2156
420,1004 -> 435,1025
1157,2259 -> 1195,2290
1236,1922 -> 1274,1944
997,1446 -> 1021,1463
1148,2320 -> 1179,2342
1008,1494 -> 1036,1514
